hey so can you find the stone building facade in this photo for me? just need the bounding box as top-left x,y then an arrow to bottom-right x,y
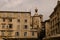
43,1 -> 60,40
0,9 -> 43,40
43,20 -> 51,40
45,20 -> 50,37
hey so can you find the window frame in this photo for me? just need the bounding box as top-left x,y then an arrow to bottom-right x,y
24,25 -> 28,29
24,32 -> 27,36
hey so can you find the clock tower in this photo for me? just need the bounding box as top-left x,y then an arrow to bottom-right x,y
31,8 -> 43,38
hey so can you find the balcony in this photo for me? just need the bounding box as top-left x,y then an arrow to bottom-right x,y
30,28 -> 38,32
0,29 -> 14,32
0,35 -> 14,38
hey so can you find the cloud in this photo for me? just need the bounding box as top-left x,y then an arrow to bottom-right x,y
1,0 -> 24,8
0,0 -> 58,20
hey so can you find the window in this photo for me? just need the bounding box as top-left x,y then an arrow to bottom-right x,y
40,17 -> 41,19
37,25 -> 39,28
2,24 -> 5,29
15,32 -> 19,36
1,31 -> 5,36
2,25 -> 5,29
9,18 -> 12,22
24,25 -> 27,29
24,32 -> 27,36
32,32 -> 34,36
18,19 -> 20,22
25,19 -> 27,22
3,18 -> 5,22
2,32 -> 4,36
8,32 -> 12,36
9,24 -> 12,28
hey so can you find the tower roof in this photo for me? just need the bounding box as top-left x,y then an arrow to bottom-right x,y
35,8 -> 38,13
34,8 -> 39,16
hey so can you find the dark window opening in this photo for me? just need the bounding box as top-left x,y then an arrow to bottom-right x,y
32,32 -> 34,36
24,32 -> 27,36
40,17 -> 41,19
9,24 -> 12,28
16,32 -> 19,36
24,25 -> 27,29
18,19 -> 20,22
25,19 -> 27,22
37,25 -> 39,28
2,24 -> 5,29
3,18 -> 5,22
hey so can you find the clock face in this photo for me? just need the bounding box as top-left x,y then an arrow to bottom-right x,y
33,19 -> 39,25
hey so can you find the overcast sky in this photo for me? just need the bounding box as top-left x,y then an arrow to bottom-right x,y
0,0 -> 58,21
